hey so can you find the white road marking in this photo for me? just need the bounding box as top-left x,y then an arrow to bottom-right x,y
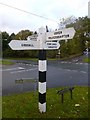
60,68 -> 87,74
1,67 -> 25,71
72,70 -> 78,72
84,63 -> 88,65
60,61 -> 89,65
61,62 -> 64,63
18,67 -> 25,70
80,71 -> 87,74
10,68 -> 37,74
67,69 -> 71,71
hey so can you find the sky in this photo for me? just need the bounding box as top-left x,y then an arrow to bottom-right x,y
0,0 -> 89,34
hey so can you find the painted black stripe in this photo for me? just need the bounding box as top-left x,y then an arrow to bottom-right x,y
39,71 -> 46,83
39,93 -> 46,104
39,50 -> 46,60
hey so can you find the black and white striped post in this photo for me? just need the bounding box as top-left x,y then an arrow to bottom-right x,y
38,50 -> 46,113
38,27 -> 48,113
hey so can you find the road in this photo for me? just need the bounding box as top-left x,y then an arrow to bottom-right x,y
1,60 -> 89,95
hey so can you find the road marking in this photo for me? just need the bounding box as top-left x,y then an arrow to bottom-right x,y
80,71 -> 87,74
84,63 -> 88,65
71,70 -> 77,72
60,68 -> 87,74
18,67 -> 25,69
10,68 -> 37,74
61,62 -> 64,63
66,69 -> 78,72
67,69 -> 71,71
60,62 -> 88,65
1,67 -> 25,71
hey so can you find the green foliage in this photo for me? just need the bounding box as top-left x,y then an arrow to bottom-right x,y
60,16 -> 90,58
2,32 -> 9,51
15,30 -> 33,40
47,50 -> 58,58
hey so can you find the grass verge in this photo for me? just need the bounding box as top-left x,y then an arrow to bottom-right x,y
4,57 -> 38,61
83,57 -> 90,63
2,86 -> 89,118
0,60 -> 14,65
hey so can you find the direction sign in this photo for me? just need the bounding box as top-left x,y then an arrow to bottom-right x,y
27,34 -> 38,41
9,40 -> 39,50
9,40 -> 60,50
44,42 -> 60,50
46,27 -> 75,41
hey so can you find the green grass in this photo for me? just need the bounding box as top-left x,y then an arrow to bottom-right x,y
83,57 -> 90,63
2,86 -> 89,118
0,96 -> 2,119
0,60 -> 14,65
4,57 -> 38,61
5,57 -> 56,61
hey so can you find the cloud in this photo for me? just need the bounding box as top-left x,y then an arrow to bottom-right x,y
0,0 -> 89,34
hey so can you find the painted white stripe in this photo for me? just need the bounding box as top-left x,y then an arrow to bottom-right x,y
39,60 -> 47,72
67,69 -> 71,71
61,61 -> 64,63
79,63 -> 83,65
84,63 -> 88,65
72,70 -> 78,72
39,102 -> 46,113
18,67 -> 25,70
39,82 -> 46,94
80,71 -> 87,74
10,68 -> 37,74
1,67 -> 24,71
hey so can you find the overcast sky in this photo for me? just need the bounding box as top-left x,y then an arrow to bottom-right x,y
0,0 -> 89,34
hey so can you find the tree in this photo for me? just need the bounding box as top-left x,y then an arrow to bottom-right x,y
2,31 -> 9,51
66,16 -> 90,55
15,30 -> 33,40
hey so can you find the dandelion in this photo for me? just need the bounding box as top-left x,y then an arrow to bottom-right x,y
75,104 -> 80,107
82,97 -> 85,100
58,116 -> 61,119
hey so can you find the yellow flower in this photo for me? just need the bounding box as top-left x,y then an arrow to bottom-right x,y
75,104 -> 80,107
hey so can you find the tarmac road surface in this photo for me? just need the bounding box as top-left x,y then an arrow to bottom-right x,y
1,60 -> 88,95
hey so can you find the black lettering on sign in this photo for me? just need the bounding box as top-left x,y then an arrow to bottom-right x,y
48,34 -> 69,39
21,44 -> 34,47
48,46 -> 57,48
47,43 -> 51,45
54,31 -> 62,35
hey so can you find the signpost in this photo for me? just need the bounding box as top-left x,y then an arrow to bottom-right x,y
9,40 -> 60,50
9,26 -> 75,113
9,40 -> 39,50
44,42 -> 60,50
46,27 -> 75,41
27,34 -> 38,41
